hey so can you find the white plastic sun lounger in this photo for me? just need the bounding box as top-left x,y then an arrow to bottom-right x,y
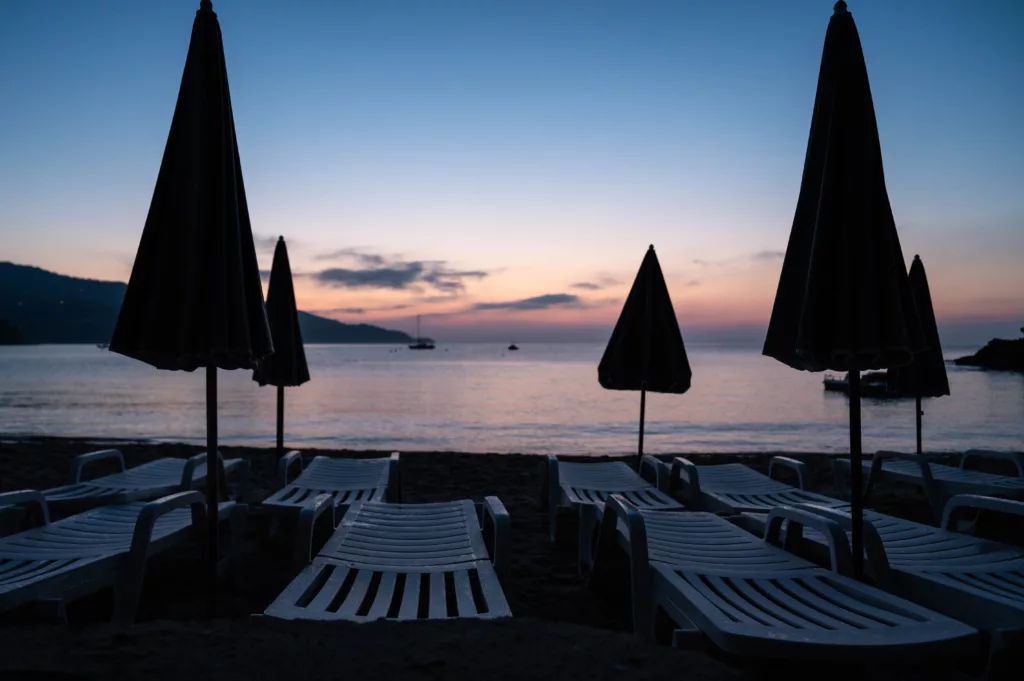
42,450 -> 248,513
542,455 -> 681,548
264,497 -> 511,622
735,496 -> 1024,671
668,456 -> 848,514
260,452 -> 400,520
588,496 -> 978,661
0,489 -> 247,624
834,449 -> 1024,520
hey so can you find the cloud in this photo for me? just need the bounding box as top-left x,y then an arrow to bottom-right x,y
569,274 -> 620,291
750,250 -> 784,262
253,234 -> 282,252
312,248 -> 488,295
309,302 -> 412,316
472,293 -> 584,311
685,279 -> 701,287
259,269 -> 272,280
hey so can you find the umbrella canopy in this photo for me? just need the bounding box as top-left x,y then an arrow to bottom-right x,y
761,1 -> 925,579
109,0 -> 271,615
763,1 -> 924,374
110,0 -> 272,371
253,237 -> 309,388
599,245 -> 691,467
886,255 -> 949,399
599,245 -> 691,394
887,255 -> 949,455
253,237 -> 309,460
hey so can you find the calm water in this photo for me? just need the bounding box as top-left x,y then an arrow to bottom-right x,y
0,343 -> 1021,455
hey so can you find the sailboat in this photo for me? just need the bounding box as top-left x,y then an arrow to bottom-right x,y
408,314 -> 435,350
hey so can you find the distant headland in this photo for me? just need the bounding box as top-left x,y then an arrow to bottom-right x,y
953,328 -> 1024,373
0,262 -> 415,345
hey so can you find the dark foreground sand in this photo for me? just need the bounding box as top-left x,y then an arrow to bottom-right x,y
0,438 -> 1018,680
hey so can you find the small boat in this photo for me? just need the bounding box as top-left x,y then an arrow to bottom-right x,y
408,315 -> 435,350
507,343 -> 519,351
822,371 -> 897,398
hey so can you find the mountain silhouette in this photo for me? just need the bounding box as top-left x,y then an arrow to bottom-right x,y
0,262 -> 413,345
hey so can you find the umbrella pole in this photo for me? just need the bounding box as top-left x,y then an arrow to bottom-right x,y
276,385 -> 285,460
915,395 -> 923,456
637,384 -> 646,471
848,370 -> 864,580
206,365 -> 219,618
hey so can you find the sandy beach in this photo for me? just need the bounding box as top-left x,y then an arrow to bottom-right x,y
0,438 -> 1017,680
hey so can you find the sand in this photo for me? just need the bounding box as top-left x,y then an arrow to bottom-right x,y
0,438 -> 1017,680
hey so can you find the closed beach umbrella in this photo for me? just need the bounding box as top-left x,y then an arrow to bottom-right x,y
253,237 -> 310,459
599,245 -> 691,470
762,1 -> 924,577
109,0 -> 272,613
887,255 -> 950,454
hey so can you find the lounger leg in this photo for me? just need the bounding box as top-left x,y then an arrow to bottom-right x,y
577,504 -> 600,576
221,504 -> 249,583
113,574 -> 144,626
22,599 -> 68,624
984,630 -> 1022,681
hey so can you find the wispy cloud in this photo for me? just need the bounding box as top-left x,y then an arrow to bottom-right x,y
685,279 -> 701,287
569,274 -> 620,291
472,293 -> 584,311
750,250 -> 784,262
311,248 -> 488,295
253,234 -> 283,252
336,307 -> 366,315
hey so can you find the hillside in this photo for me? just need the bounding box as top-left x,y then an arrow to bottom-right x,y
953,331 -> 1024,372
0,262 -> 413,345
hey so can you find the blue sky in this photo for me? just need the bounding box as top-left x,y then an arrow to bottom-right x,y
1,0 -> 1021,343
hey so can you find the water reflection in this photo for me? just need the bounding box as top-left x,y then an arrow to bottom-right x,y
0,344 -> 1020,454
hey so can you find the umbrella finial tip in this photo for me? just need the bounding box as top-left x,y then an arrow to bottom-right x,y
834,0 -> 848,13
278,235 -> 284,241
200,0 -> 213,10
648,243 -> 654,250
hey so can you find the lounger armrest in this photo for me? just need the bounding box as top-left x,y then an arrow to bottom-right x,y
482,496 -> 510,577
277,450 -> 304,488
387,452 -> 401,503
181,451 -> 229,495
961,449 -> 1024,477
942,494 -> 1024,530
0,490 -> 50,526
764,506 -> 854,577
70,449 -> 125,483
605,494 -> 649,566
768,456 -> 808,490
293,493 -> 336,572
669,457 -> 700,497
872,450 -> 936,483
639,455 -> 667,491
789,503 -> 893,588
130,491 -> 207,559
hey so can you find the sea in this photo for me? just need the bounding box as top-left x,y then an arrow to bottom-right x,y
0,343 -> 1021,455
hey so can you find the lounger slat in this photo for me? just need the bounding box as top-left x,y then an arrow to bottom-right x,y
366,571 -> 398,620
428,572 -> 447,619
334,569 -> 374,618
397,572 -> 421,620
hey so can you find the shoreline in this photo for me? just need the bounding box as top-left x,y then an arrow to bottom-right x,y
0,437 -> 1014,680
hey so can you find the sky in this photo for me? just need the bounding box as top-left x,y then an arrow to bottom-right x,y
1,0 -> 1021,344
